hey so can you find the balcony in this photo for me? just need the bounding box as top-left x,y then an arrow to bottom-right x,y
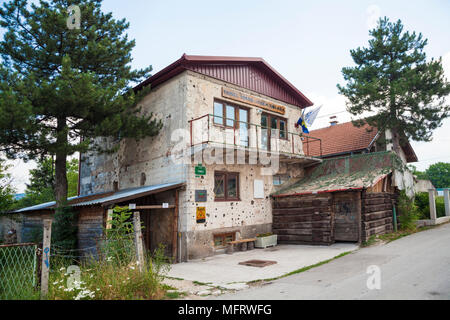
188,114 -> 323,165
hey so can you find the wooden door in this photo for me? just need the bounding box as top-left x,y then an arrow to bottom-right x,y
333,193 -> 361,242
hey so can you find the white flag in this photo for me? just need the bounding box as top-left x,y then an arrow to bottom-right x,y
304,106 -> 322,128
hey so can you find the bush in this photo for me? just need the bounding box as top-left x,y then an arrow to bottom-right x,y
397,191 -> 420,231
414,192 -> 446,219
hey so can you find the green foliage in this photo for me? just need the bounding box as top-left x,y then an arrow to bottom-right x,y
397,190 -> 420,231
425,162 -> 450,189
51,206 -> 78,255
12,157 -> 79,210
0,159 -> 15,212
0,0 -> 162,204
408,165 -> 428,180
100,206 -> 136,267
415,192 -> 446,219
338,17 -> 450,143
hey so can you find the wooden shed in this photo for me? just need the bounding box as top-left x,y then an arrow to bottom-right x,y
14,182 -> 185,262
272,152 -> 399,244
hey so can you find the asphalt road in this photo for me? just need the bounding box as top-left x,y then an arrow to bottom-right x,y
217,223 -> 450,300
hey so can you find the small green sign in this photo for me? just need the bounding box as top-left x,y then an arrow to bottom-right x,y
195,164 -> 206,176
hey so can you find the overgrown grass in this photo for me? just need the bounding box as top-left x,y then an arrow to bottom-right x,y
47,247 -> 171,300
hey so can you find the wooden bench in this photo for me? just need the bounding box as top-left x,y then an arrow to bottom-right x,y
226,238 -> 257,254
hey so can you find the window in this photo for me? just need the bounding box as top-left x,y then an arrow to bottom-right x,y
262,113 -> 288,140
214,233 -> 235,247
273,175 -> 290,186
213,100 -> 249,129
214,171 -> 240,201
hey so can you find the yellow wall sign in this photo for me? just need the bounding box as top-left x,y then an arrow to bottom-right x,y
196,207 -> 206,224
222,88 -> 286,115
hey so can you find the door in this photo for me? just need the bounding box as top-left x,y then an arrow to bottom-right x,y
333,193 -> 361,242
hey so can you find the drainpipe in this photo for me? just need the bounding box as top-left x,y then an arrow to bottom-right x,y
392,200 -> 398,232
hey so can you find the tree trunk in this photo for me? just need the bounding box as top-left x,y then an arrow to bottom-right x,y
390,127 -> 401,156
55,118 -> 68,207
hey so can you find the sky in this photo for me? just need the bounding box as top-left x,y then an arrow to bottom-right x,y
4,0 -> 450,193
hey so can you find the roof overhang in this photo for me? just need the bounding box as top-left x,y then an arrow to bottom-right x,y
134,54 -> 313,108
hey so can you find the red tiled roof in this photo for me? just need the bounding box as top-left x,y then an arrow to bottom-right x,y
306,122 -> 379,157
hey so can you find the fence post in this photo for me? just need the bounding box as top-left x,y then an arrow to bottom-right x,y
133,212 -> 145,273
428,189 -> 437,221
40,219 -> 52,299
444,189 -> 450,217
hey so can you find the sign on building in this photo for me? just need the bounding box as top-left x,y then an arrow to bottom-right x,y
196,207 -> 206,224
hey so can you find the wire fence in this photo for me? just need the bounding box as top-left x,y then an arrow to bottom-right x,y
0,243 -> 40,300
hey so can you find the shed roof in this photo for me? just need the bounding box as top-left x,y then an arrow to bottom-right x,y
134,54 -> 313,108
272,152 -> 395,197
14,182 -> 185,213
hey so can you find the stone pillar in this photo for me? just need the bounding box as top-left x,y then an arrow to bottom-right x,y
444,189 -> 450,217
429,189 -> 437,221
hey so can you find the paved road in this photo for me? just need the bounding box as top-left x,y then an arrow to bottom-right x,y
217,223 -> 450,300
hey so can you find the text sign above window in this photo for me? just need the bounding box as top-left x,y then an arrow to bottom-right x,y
222,88 -> 286,115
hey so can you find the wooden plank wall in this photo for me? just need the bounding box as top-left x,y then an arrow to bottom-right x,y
361,192 -> 395,242
272,194 -> 334,245
77,207 -> 104,257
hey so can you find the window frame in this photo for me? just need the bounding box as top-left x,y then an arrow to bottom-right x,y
213,99 -> 250,129
214,171 -> 240,202
262,112 -> 289,141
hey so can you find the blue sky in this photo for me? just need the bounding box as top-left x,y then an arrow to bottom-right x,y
4,0 -> 450,191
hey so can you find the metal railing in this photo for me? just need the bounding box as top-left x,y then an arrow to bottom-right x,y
188,114 -> 322,158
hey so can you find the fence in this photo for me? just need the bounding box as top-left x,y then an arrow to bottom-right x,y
0,243 -> 40,300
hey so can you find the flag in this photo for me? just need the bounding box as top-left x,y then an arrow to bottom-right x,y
296,113 -> 310,134
304,106 -> 322,128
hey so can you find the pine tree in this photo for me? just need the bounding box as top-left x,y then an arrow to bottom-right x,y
0,0 -> 162,206
338,17 -> 450,153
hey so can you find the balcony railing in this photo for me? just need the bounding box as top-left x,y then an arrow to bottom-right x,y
188,114 -> 322,158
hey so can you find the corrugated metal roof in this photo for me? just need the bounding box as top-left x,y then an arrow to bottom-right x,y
75,182 -> 185,207
14,181 -> 185,213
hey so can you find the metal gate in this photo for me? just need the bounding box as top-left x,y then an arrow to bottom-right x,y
0,243 -> 40,300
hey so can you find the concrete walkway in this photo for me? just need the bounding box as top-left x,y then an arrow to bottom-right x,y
167,243 -> 358,286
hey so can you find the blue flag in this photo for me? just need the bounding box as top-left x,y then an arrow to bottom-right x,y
296,115 -> 309,134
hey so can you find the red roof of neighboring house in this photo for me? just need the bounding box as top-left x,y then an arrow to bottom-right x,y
134,54 -> 313,108
306,121 -> 418,163
306,122 -> 379,158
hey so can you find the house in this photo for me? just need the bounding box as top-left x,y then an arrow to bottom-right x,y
271,120 -> 419,244
14,54 -> 324,261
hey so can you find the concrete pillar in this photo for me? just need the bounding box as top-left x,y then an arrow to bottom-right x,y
429,189 -> 437,221
444,189 -> 450,217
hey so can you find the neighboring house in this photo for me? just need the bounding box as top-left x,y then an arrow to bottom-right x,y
270,120 -> 419,244
14,54 -> 324,261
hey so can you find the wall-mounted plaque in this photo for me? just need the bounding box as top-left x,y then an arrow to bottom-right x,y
195,190 -> 208,202
195,164 -> 206,177
222,88 -> 286,115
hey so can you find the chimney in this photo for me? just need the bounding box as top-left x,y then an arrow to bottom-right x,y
330,116 -> 339,126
